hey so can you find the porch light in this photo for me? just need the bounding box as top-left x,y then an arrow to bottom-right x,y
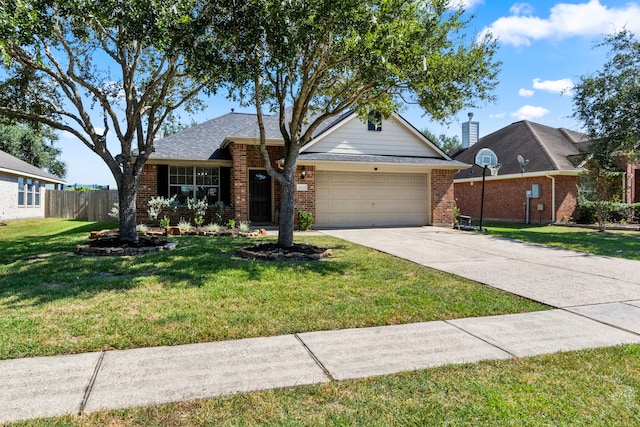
301,166 -> 306,179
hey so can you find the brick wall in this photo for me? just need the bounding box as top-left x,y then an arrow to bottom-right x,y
136,163 -> 157,224
430,169 -> 454,225
294,165 -> 315,227
454,175 -> 579,223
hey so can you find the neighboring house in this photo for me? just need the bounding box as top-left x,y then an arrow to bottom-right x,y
0,149 -> 66,220
137,110 -> 469,228
453,120 -> 590,224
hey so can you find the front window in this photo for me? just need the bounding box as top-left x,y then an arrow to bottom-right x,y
26,179 -> 33,206
169,166 -> 220,204
18,177 -> 24,206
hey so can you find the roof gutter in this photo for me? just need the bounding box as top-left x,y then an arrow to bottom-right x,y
454,169 -> 584,183
0,167 -> 66,185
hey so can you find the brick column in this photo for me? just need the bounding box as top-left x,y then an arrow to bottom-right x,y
230,144 -> 248,222
431,169 -> 454,226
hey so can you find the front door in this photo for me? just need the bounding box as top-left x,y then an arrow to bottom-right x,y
249,170 -> 272,223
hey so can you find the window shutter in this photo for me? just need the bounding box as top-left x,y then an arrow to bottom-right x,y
220,167 -> 231,205
157,165 -> 169,197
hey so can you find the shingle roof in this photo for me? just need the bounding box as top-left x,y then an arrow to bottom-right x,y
149,109 -> 371,161
0,149 -> 66,183
453,120 -> 589,179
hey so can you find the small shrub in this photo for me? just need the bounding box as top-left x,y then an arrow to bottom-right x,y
178,218 -> 192,233
136,224 -> 149,233
186,197 -> 208,221
108,202 -> 119,221
227,218 -> 236,229
159,215 -> 170,229
297,210 -> 313,231
211,201 -> 226,225
194,215 -> 205,228
238,221 -> 251,232
147,195 -> 178,224
205,223 -> 221,233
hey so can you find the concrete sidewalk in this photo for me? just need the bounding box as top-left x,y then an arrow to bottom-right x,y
2,227 -> 640,423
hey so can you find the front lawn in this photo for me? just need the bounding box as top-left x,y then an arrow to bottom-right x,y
486,223 -> 640,260
0,219 -> 546,360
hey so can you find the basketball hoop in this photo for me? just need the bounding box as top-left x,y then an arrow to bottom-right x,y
488,164 -> 502,176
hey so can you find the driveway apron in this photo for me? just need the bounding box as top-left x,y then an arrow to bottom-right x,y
321,227 -> 640,309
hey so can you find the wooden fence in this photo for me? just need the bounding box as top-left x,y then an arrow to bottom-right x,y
45,190 -> 118,222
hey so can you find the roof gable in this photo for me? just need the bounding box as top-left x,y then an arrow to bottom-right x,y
453,120 -> 588,179
301,113 -> 446,159
0,149 -> 65,183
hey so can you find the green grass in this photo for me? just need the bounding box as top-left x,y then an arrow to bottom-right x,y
0,219 -> 545,360
486,223 -> 640,260
12,344 -> 640,426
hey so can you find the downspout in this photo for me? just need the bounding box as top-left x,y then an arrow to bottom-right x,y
546,174 -> 556,223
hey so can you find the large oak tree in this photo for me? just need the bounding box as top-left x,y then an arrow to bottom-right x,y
191,0 -> 500,247
0,0 -> 210,241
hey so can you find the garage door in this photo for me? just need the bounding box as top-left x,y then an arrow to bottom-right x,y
315,171 -> 428,227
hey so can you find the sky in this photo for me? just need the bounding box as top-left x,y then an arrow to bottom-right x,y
58,0 -> 640,188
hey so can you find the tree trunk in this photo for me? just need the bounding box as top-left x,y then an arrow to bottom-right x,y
277,171 -> 295,248
118,177 -> 138,242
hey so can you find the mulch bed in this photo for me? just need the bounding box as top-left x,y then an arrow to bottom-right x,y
75,236 -> 177,256
236,243 -> 332,261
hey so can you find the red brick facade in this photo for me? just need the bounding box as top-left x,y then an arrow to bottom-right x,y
431,169 -> 455,225
454,175 -> 579,224
136,143 -> 457,228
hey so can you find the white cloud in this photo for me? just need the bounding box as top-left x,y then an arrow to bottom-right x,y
511,105 -> 549,121
480,0 -> 640,46
451,0 -> 484,9
489,112 -> 506,119
510,3 -> 535,16
519,88 -> 535,97
532,78 -> 574,94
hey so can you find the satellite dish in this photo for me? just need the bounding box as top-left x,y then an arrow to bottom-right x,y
517,154 -> 530,173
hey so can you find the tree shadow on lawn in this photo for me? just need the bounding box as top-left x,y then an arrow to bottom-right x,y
0,220 -> 119,264
0,235 -> 351,309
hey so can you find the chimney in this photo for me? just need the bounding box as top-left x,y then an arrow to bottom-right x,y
462,112 -> 479,148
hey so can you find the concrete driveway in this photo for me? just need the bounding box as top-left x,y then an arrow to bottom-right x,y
320,227 -> 640,309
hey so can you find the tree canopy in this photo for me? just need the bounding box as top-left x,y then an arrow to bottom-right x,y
0,122 -> 66,178
0,0 -> 210,241
421,128 -> 462,156
573,30 -> 640,168
191,0 -> 500,247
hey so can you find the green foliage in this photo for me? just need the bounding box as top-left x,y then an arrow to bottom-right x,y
573,30 -> 640,168
422,128 -> 463,156
135,223 -> 149,233
227,218 -> 236,229
188,0 -> 500,247
0,0 -> 211,241
238,221 -> 250,232
177,218 -> 192,233
186,197 -> 208,220
194,215 -> 205,228
147,195 -> 178,224
0,219 -> 545,360
0,122 -> 66,178
297,210 -> 314,231
159,215 -> 171,229
205,222 -> 221,233
211,201 -> 227,225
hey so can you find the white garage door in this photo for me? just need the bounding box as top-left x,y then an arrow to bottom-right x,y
315,171 -> 428,228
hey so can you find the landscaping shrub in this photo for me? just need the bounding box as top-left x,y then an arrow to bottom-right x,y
297,210 -> 314,231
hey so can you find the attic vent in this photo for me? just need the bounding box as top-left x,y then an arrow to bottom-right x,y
367,111 -> 382,131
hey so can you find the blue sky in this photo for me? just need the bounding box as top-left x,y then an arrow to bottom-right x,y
59,0 -> 640,188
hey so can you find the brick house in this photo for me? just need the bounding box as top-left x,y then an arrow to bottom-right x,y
453,120 -> 589,224
0,149 -> 66,220
137,110 -> 469,228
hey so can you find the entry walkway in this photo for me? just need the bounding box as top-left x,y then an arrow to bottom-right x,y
2,227 -> 640,423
